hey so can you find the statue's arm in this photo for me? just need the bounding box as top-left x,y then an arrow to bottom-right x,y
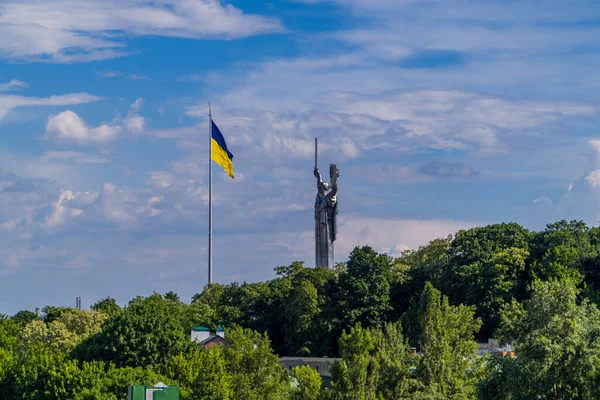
314,167 -> 323,187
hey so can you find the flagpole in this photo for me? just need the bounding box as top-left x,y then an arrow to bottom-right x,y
208,103 -> 213,284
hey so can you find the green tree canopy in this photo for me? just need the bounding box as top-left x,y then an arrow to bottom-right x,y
416,282 -> 482,399
481,278 -> 600,399
339,246 -> 394,329
291,365 -> 322,400
166,346 -> 232,400
225,326 -> 290,400
76,293 -> 189,368
329,321 -> 416,400
91,298 -> 121,317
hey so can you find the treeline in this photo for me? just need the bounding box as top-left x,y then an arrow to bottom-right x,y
2,220 -> 600,398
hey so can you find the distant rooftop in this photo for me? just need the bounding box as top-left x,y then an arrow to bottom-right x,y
191,326 -> 210,331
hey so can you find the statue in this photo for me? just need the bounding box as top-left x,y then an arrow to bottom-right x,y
314,138 -> 339,268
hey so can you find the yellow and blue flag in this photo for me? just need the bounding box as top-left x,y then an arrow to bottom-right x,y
211,120 -> 234,178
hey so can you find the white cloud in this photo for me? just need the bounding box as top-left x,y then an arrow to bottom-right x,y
0,92 -> 101,122
335,217 -> 478,260
100,183 -> 137,223
359,165 -> 424,184
311,0 -> 596,24
45,110 -> 121,144
532,196 -> 552,205
307,91 -> 594,156
0,80 -> 27,92
340,139 -> 360,158
44,189 -> 86,228
199,0 -> 598,161
127,74 -> 150,81
0,218 -> 20,232
177,73 -> 202,82
523,167 -> 600,230
124,97 -> 145,133
96,71 -> 150,80
97,71 -> 123,79
585,170 -> 600,188
0,0 -> 283,62
42,151 -> 110,164
590,139 -> 600,154
125,115 -> 145,133
187,92 -> 593,157
321,90 -> 593,129
419,161 -> 479,177
180,110 -> 379,162
43,98 -> 146,144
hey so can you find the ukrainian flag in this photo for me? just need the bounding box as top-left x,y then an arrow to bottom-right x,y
211,120 -> 234,178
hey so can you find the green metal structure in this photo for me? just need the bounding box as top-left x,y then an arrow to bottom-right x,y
127,383 -> 179,400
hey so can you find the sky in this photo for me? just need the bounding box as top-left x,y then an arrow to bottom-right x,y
0,0 -> 600,314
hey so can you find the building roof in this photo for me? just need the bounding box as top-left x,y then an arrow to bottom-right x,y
191,326 -> 210,332
201,335 -> 227,347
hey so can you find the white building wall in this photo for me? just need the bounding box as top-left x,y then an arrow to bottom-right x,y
191,330 -> 210,343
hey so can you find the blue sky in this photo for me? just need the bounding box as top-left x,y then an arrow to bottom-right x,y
1,0 -> 600,314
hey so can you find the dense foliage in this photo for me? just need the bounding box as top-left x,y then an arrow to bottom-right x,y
2,220 -> 600,398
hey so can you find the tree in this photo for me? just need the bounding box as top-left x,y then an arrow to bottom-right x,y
91,298 -> 121,317
470,247 -> 529,338
74,389 -> 118,400
59,309 -> 107,340
397,236 -> 452,301
167,346 -> 233,400
6,342 -> 65,400
580,225 -> 600,292
449,223 -> 530,268
12,310 -> 39,326
225,326 -> 290,400
393,236 -> 453,341
76,293 -> 189,368
19,309 -> 107,354
481,278 -> 600,399
476,354 -> 524,400
182,301 -> 217,332
42,305 -> 73,324
374,322 -> 417,399
192,283 -> 247,327
338,246 -> 393,329
441,223 -> 530,308
284,279 -> 319,355
278,261 -> 339,356
416,282 -> 482,399
164,291 -> 181,302
44,359 -> 105,400
247,278 -> 290,355
329,321 -> 416,400
0,315 -> 24,399
96,365 -> 174,400
0,347 -> 14,394
529,220 -> 593,281
291,365 -> 322,400
19,319 -> 79,353
0,314 -> 22,349
329,323 -> 379,400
